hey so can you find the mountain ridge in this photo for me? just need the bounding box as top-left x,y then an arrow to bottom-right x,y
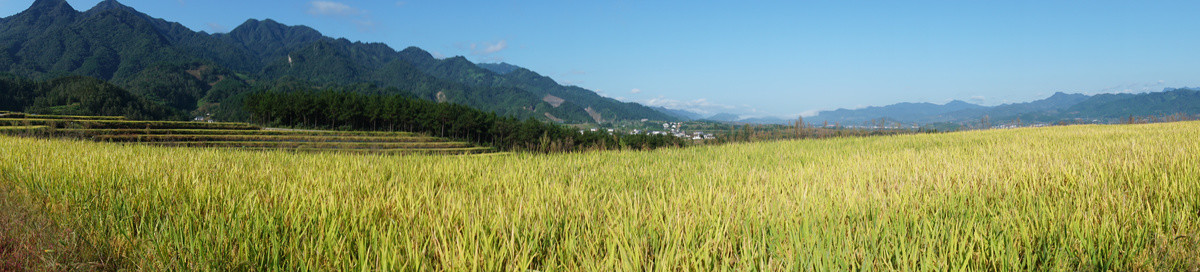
804,88 -> 1200,126
0,0 -> 674,123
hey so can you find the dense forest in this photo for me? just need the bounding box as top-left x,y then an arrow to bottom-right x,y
0,72 -> 687,151
241,85 -> 688,152
0,74 -> 183,120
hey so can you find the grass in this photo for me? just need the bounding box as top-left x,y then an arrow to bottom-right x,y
1,122 -> 1198,270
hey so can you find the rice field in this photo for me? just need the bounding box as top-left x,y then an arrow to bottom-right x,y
0,118 -> 260,130
1,121 -> 1199,270
0,113 -> 492,155
0,112 -> 127,120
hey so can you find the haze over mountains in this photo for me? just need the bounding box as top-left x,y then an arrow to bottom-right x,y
0,0 -> 672,123
665,87 -> 1200,126
662,87 -> 1200,126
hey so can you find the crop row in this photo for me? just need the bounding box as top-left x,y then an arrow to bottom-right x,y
0,125 -> 47,130
0,127 -> 444,144
0,113 -> 491,154
217,146 -> 495,155
142,141 -> 472,149
0,118 -> 259,130
32,128 -> 417,136
90,134 -> 443,143
0,112 -> 126,120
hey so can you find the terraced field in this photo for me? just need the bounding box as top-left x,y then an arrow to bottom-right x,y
0,112 -> 491,155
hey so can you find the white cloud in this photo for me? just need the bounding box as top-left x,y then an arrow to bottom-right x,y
630,88 -> 642,94
353,19 -> 377,32
638,97 -> 737,116
968,95 -> 986,104
308,1 -> 359,16
476,55 -> 506,62
484,41 -> 507,54
470,40 -> 508,55
1098,80 -> 1168,94
799,109 -> 822,117
205,22 -> 227,33
430,51 -> 446,59
458,40 -> 510,60
307,1 -> 376,32
395,1 -> 407,7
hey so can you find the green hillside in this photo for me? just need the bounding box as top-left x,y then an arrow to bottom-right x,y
0,74 -> 181,120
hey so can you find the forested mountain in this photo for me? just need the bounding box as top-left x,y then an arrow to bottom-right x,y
807,100 -> 985,125
1064,89 -> 1200,119
0,74 -> 182,120
703,113 -> 742,123
0,0 -> 673,123
395,49 -> 672,122
651,106 -> 705,121
806,88 -> 1200,126
945,92 -> 1091,122
476,62 -> 521,75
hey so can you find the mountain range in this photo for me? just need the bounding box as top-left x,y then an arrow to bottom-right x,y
650,87 -> 1200,127
803,88 -> 1200,126
0,0 -> 673,123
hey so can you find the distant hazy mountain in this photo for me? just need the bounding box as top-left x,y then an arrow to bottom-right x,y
738,116 -> 789,125
651,106 -> 705,120
704,113 -> 742,122
807,100 -> 985,125
926,92 -> 1092,123
806,88 -> 1200,126
0,0 -> 673,123
1064,88 -> 1200,119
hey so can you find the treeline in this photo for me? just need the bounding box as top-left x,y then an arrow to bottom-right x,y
714,122 -> 933,144
243,86 -> 687,152
0,74 -> 184,120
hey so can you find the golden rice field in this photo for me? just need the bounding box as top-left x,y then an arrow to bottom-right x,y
1,122 -> 1199,271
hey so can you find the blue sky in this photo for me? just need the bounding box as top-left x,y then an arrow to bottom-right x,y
3,0 -> 1199,118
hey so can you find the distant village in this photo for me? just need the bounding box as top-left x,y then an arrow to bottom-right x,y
581,122 -> 716,140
